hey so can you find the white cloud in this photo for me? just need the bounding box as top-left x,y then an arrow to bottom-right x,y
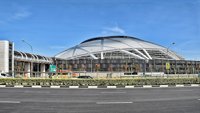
105,26 -> 125,34
11,10 -> 31,20
102,26 -> 126,35
0,6 -> 31,24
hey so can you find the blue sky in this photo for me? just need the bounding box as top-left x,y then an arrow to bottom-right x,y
0,0 -> 200,60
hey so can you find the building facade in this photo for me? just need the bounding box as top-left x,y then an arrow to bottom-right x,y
54,36 -> 200,75
1,36 -> 200,77
0,40 -> 14,75
0,40 -> 53,77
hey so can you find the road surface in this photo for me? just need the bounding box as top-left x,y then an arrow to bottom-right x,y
0,87 -> 199,113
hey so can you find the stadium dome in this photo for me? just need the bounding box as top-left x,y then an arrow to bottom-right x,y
55,36 -> 183,60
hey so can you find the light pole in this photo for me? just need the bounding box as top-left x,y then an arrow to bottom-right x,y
166,42 -> 175,57
166,42 -> 175,77
91,59 -> 93,73
143,59 -> 149,77
21,40 -> 33,53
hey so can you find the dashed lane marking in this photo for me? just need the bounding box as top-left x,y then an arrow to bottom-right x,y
96,102 -> 133,104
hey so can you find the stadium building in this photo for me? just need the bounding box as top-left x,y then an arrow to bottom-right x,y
0,36 -> 200,78
55,36 -> 183,60
54,36 -> 200,77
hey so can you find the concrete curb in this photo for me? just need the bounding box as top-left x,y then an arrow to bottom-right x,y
14,85 -> 24,88
160,85 -> 169,87
0,85 -> 6,87
50,86 -> 60,88
88,86 -> 98,88
191,84 -> 199,87
69,86 -> 79,88
107,86 -> 117,88
143,85 -> 152,88
0,84 -> 199,89
125,86 -> 134,88
176,84 -> 184,87
32,85 -> 42,88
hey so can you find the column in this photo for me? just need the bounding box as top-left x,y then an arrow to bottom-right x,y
25,62 -> 31,78
41,64 -> 46,77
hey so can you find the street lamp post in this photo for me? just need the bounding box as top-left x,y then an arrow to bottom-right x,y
166,42 -> 175,57
91,59 -> 93,73
166,42 -> 175,78
22,40 -> 33,53
143,59 -> 149,77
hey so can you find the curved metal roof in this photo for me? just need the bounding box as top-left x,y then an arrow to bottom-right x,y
81,36 -> 163,47
55,36 -> 184,60
14,51 -> 53,63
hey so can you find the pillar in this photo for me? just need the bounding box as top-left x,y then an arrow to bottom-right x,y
25,62 -> 31,78
41,64 -> 46,77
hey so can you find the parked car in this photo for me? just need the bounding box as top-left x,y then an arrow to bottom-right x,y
77,75 -> 93,79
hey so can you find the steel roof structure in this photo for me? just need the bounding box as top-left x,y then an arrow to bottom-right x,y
14,51 -> 53,63
55,36 -> 184,60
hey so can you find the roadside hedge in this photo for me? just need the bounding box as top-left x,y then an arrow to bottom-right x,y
0,78 -> 199,86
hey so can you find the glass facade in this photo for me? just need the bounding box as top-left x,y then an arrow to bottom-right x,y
55,59 -> 200,74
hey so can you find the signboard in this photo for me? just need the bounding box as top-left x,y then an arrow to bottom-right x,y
166,62 -> 170,70
50,65 -> 56,72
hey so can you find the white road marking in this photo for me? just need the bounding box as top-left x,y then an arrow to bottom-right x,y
24,90 -> 50,94
197,99 -> 200,101
96,102 -> 132,104
178,90 -> 193,92
0,101 -> 21,104
101,92 -> 126,94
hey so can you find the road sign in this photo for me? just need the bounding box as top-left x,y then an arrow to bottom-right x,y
50,65 -> 56,72
166,62 -> 170,70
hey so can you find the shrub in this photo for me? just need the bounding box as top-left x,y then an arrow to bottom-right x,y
0,78 -> 199,86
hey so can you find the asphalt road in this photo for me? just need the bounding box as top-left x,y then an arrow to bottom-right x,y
0,87 -> 199,113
